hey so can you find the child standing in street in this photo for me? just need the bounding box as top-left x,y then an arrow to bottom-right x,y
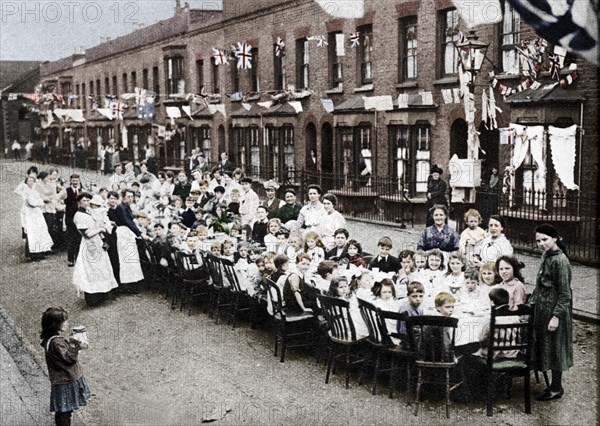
40,307 -> 91,426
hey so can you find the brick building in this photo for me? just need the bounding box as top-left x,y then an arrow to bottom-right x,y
38,0 -> 598,210
0,61 -> 41,156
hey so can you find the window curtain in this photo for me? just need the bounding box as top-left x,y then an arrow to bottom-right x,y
548,124 -> 579,190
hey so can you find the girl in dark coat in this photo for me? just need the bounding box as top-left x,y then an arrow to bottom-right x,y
529,223 -> 573,401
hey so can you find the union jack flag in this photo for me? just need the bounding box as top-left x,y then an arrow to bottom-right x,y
275,37 -> 285,57
349,32 -> 360,48
307,35 -> 328,48
110,101 -> 124,120
234,42 -> 253,69
211,48 -> 229,65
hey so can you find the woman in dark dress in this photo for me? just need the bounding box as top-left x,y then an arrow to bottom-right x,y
529,223 -> 573,401
425,165 -> 448,227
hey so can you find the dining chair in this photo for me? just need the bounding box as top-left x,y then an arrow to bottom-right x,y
474,303 -> 534,416
265,278 -> 316,363
317,295 -> 367,388
408,315 -> 462,418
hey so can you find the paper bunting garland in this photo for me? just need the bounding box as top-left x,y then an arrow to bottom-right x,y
275,37 -> 286,57
349,32 -> 360,48
234,42 -> 253,69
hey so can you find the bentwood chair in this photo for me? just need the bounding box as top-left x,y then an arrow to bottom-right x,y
408,315 -> 462,418
221,259 -> 254,329
474,304 -> 534,416
317,295 -> 367,388
265,279 -> 316,363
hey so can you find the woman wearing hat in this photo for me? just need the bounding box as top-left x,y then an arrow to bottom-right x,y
425,165 -> 448,227
529,223 -> 573,401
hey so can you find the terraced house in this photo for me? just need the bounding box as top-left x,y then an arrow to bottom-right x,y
38,0 -> 599,261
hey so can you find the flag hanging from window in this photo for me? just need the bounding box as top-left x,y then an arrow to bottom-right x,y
349,32 -> 360,48
211,48 -> 229,65
234,42 -> 253,69
548,54 -> 561,81
275,37 -> 286,57
506,0 -> 598,64
307,35 -> 328,47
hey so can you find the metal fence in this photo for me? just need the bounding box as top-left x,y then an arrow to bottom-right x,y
293,169 -> 599,264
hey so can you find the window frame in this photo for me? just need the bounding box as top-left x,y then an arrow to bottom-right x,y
499,1 -> 521,74
328,31 -> 343,88
164,55 -> 185,95
399,16 -> 418,82
296,38 -> 310,89
273,43 -> 286,90
439,8 -> 460,77
357,25 -> 373,85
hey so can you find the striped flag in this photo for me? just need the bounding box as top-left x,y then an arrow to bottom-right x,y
506,0 -> 598,64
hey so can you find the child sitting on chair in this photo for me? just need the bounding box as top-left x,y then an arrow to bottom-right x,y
397,281 -> 425,338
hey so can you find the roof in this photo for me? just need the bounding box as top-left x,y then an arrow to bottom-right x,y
0,61 -> 41,91
505,82 -> 585,104
41,9 -> 222,76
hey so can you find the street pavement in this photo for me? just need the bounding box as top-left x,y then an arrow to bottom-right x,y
0,159 -> 597,425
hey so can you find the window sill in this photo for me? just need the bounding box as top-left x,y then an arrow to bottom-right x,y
494,73 -> 522,81
353,84 -> 374,93
396,81 -> 418,89
325,85 -> 344,95
433,76 -> 458,85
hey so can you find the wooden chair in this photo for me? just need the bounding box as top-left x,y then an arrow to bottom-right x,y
221,259 -> 254,329
265,279 -> 316,363
204,254 -> 233,323
377,310 -> 418,402
175,251 -> 210,316
357,298 -> 392,395
316,295 -> 367,389
408,315 -> 462,418
474,304 -> 534,417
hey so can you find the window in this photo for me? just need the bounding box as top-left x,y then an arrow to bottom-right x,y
440,9 -> 459,76
273,43 -> 285,90
500,1 -> 521,74
337,125 -> 372,181
328,31 -> 343,88
356,25 -> 373,85
131,71 -> 137,90
415,124 -> 431,193
152,66 -> 160,101
81,83 -> 86,111
283,126 -> 295,181
390,126 -> 410,188
122,73 -> 128,93
75,84 -> 80,108
112,75 -> 118,96
60,81 -> 72,96
296,38 -> 309,89
211,57 -> 220,93
96,79 -> 101,97
165,56 -> 185,94
142,69 -> 149,90
196,60 -> 204,92
249,48 -> 259,92
89,81 -> 94,104
191,126 -> 211,160
104,77 -> 110,94
399,16 -> 418,82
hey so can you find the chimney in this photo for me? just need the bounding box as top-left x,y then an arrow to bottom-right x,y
174,0 -> 181,15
